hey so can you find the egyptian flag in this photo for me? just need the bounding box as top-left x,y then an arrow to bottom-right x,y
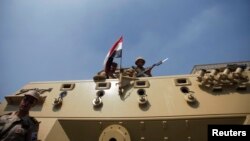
103,36 -> 123,72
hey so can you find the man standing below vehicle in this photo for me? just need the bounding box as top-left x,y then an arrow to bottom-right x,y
0,90 -> 40,141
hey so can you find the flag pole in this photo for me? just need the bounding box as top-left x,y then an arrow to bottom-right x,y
119,36 -> 123,74
118,38 -> 123,95
120,54 -> 122,73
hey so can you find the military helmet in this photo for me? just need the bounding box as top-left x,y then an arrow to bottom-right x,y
24,90 -> 41,102
135,57 -> 145,65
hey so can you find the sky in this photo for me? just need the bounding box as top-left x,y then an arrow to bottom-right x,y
0,0 -> 250,100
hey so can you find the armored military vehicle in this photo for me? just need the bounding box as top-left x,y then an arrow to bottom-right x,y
0,61 -> 249,141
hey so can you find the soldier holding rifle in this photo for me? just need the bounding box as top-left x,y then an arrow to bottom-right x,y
133,57 -> 168,77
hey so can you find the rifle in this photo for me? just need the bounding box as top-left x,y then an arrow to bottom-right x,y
16,88 -> 53,95
134,58 -> 168,77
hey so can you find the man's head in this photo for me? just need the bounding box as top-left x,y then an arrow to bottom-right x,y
110,62 -> 118,72
19,90 -> 40,112
135,57 -> 145,67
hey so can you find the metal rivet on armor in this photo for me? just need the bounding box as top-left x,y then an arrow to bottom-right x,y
140,137 -> 145,140
140,121 -> 145,130
162,121 -> 167,129
99,122 -> 103,129
185,120 -> 189,128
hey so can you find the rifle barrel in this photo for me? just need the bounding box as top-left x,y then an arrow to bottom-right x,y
162,58 -> 168,63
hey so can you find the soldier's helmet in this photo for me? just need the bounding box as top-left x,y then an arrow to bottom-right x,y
135,57 -> 145,65
24,90 -> 41,102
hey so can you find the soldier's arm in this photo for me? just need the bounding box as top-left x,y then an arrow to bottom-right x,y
99,71 -> 107,78
145,68 -> 152,77
25,130 -> 33,141
27,117 -> 39,141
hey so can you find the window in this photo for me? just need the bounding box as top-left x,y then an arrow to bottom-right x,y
95,82 -> 111,90
134,80 -> 150,88
60,83 -> 75,91
174,78 -> 191,86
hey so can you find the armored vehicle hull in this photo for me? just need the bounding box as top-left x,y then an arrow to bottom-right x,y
0,62 -> 249,141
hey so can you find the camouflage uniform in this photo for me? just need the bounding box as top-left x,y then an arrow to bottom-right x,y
98,70 -> 119,79
0,112 -> 38,141
133,57 -> 152,77
134,66 -> 152,77
98,62 -> 119,79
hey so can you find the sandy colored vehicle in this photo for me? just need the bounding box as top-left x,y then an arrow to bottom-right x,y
0,61 -> 249,141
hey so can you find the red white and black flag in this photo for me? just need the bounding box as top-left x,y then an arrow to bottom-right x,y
103,36 -> 123,70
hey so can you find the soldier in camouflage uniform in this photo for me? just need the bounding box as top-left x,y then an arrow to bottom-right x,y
99,62 -> 119,79
133,57 -> 152,77
0,90 -> 40,141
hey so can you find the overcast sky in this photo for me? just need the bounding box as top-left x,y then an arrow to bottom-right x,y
1,0 -> 250,100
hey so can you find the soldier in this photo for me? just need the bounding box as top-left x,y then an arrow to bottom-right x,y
133,57 -> 152,77
0,90 -> 40,141
99,62 -> 119,79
